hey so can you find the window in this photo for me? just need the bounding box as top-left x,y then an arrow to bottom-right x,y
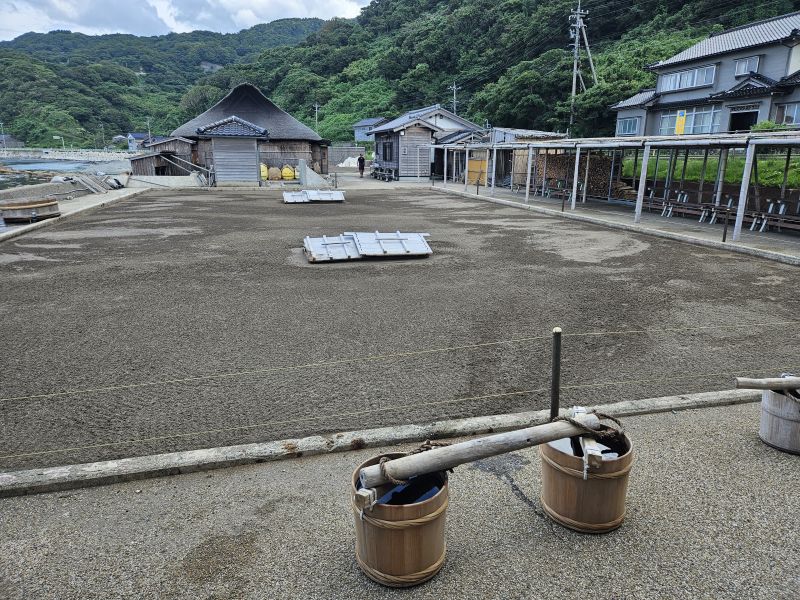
658,106 -> 721,135
735,56 -> 759,76
661,65 -> 716,92
616,117 -> 639,136
776,103 -> 800,125
383,143 -> 393,162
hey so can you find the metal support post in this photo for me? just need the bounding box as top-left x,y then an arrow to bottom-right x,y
443,147 -> 448,188
550,327 -> 562,421
714,148 -> 728,206
634,144 -> 651,223
570,147 -> 581,210
733,144 -> 756,242
525,146 -> 533,203
491,145 -> 497,196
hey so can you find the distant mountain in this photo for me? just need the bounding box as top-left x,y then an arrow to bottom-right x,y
0,18 -> 324,146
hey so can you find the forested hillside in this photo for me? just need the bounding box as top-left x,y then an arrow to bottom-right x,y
2,1 -> 799,146
0,19 -> 323,146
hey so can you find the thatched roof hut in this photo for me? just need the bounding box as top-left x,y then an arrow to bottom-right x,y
168,83 -> 327,185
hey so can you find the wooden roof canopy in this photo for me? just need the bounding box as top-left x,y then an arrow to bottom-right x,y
172,83 -> 322,142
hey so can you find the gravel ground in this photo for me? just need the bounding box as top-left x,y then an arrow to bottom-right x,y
0,403 -> 797,599
0,188 -> 798,471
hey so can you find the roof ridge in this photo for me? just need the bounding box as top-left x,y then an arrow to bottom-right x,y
709,10 -> 800,37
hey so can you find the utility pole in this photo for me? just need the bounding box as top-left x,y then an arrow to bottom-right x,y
448,81 -> 461,115
99,123 -> 105,149
567,0 -> 597,136
0,122 -> 5,150
313,102 -> 320,131
146,116 -> 152,142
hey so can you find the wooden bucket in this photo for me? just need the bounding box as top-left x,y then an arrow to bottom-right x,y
539,435 -> 633,534
351,453 -> 448,587
760,389 -> 800,455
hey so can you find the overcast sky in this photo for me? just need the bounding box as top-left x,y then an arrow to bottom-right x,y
0,0 -> 371,41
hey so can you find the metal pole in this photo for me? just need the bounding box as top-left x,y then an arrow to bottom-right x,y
443,147 -> 448,189
490,145 -> 497,196
607,149 -> 616,201
722,209 -> 730,243
0,122 -> 5,150
464,149 -> 470,192
634,144 -> 651,223
679,148 -> 689,188
714,148 -> 728,206
525,146 -> 533,203
541,151 -> 548,196
582,150 -> 590,203
663,148 -> 676,200
781,148 -> 791,200
417,146 -> 421,182
509,148 -> 515,194
650,149 -> 660,200
733,143 -> 756,242
632,148 -> 639,190
550,327 -> 562,421
570,147 -> 581,210
698,149 -> 709,202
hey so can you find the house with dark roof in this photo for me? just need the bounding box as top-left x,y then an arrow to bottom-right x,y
612,11 -> 800,136
168,83 -> 328,184
352,117 -> 387,142
369,105 -> 481,180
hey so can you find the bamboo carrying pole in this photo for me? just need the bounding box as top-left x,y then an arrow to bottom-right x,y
359,414 -> 602,488
735,377 -> 800,391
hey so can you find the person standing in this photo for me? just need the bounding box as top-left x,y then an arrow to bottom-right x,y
357,153 -> 365,178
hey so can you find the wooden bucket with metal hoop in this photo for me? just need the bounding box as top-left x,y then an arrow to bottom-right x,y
539,434 -> 633,533
351,453 -> 448,587
760,389 -> 800,455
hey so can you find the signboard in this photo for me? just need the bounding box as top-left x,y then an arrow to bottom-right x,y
674,110 -> 687,135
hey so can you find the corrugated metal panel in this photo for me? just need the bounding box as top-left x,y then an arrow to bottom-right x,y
344,231 -> 432,257
212,138 -> 258,182
283,190 -> 345,203
283,191 -> 310,203
305,190 -> 345,201
303,234 -> 360,262
655,12 -> 800,68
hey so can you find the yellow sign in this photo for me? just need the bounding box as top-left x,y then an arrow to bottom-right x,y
675,110 -> 687,135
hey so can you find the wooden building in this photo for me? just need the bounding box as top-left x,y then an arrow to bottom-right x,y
130,137 -> 197,176
370,105 -> 481,180
159,83 -> 329,185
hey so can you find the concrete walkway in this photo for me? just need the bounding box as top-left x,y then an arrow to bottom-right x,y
434,182 -> 800,265
0,188 -> 147,243
2,403 -> 797,599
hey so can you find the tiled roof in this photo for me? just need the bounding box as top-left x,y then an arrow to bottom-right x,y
437,130 -> 481,144
353,117 -> 386,127
651,12 -> 800,69
611,89 -> 657,109
369,105 -> 480,135
780,69 -> 800,84
173,83 -> 320,141
196,116 -> 268,137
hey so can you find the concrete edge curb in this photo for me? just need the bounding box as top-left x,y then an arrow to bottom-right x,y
0,189 -> 150,244
432,187 -> 800,267
0,389 -> 759,498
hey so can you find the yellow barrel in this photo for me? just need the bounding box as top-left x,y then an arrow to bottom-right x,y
539,435 -> 633,533
281,165 -> 295,180
352,453 -> 448,587
259,163 -> 269,179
